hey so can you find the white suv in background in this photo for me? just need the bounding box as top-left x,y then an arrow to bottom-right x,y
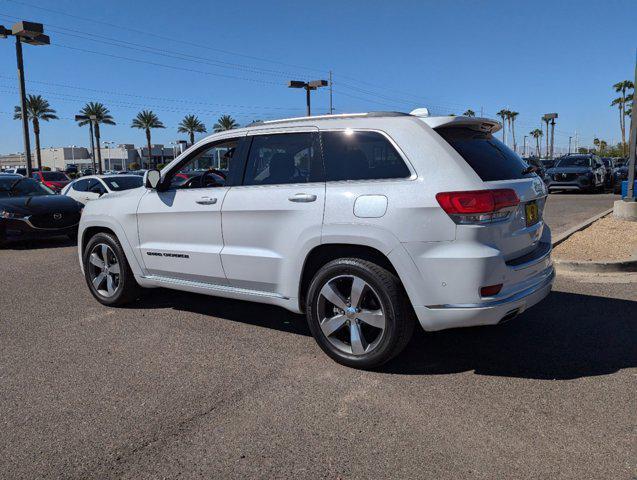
78,111 -> 553,368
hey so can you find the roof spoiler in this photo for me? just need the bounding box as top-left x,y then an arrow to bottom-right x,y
410,109 -> 501,133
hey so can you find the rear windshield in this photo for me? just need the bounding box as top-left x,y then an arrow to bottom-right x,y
42,171 -> 69,181
103,176 -> 143,191
436,127 -> 535,181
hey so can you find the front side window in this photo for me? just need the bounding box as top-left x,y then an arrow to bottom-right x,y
321,130 -> 410,182
169,139 -> 241,189
244,132 -> 322,186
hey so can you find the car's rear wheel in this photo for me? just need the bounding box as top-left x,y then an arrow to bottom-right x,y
83,232 -> 140,306
306,258 -> 414,369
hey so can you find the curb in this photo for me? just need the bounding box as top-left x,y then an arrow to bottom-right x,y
551,207 -> 613,247
552,207 -> 637,273
554,258 -> 637,273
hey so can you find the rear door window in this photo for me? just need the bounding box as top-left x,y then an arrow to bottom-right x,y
321,130 -> 410,181
436,127 -> 535,181
243,132 -> 322,185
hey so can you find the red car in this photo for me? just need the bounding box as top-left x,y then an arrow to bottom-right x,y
32,171 -> 71,193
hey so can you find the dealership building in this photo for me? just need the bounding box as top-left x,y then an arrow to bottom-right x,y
0,142 -> 189,171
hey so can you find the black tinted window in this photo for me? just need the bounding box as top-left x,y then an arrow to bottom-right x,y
322,130 -> 410,181
72,179 -> 89,192
437,127 -> 535,181
244,133 -> 321,186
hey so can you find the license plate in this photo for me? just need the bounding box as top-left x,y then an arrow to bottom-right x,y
525,201 -> 540,227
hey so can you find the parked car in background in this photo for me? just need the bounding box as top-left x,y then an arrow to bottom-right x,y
32,171 -> 70,193
613,163 -> 636,193
5,167 -> 39,176
78,111 -> 553,369
0,175 -> 83,246
601,157 -> 617,190
523,157 -> 546,180
61,175 -> 144,205
545,154 -> 605,193
82,168 -> 94,177
541,159 -> 556,170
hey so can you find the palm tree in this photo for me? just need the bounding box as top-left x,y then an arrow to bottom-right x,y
178,114 -> 207,145
593,137 -> 600,153
530,128 -> 543,158
213,114 -> 238,133
77,102 -> 115,174
507,111 -> 519,153
496,109 -> 509,144
131,110 -> 165,168
612,80 -> 634,155
463,109 -> 475,117
13,95 -> 58,171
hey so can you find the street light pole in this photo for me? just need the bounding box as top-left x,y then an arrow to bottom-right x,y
288,80 -> 328,116
523,135 -> 527,157
568,136 -> 572,155
15,37 -> 33,177
0,22 -> 50,178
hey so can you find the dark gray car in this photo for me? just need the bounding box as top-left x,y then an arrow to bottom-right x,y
545,154 -> 605,193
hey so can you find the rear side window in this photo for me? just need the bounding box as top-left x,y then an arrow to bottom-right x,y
436,127 -> 535,181
321,130 -> 410,181
244,132 -> 322,186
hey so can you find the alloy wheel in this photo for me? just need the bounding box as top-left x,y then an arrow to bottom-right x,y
87,243 -> 121,298
316,274 -> 386,356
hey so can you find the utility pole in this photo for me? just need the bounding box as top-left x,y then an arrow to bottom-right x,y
568,136 -> 572,154
329,70 -> 333,114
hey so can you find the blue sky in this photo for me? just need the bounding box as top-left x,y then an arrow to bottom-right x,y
0,0 -> 634,154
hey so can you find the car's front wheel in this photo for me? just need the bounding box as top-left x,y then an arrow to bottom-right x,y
83,232 -> 141,306
306,258 -> 414,369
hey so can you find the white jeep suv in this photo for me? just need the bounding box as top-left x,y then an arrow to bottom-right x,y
78,111 -> 553,368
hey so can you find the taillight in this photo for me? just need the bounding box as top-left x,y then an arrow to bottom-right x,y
436,189 -> 519,224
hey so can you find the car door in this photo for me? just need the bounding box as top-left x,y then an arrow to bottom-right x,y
67,178 -> 93,204
136,136 -> 247,284
220,128 -> 325,298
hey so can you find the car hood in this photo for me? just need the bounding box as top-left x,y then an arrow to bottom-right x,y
547,166 -> 591,175
0,195 -> 82,215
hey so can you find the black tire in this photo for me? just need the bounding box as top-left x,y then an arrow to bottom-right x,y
306,258 -> 414,369
83,232 -> 141,306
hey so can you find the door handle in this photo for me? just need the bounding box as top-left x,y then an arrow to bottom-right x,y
288,193 -> 317,203
196,196 -> 217,205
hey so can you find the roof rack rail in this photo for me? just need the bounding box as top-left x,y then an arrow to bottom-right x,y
251,111 -> 409,126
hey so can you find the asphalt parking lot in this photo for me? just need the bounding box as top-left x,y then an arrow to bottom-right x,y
1,193 -> 634,480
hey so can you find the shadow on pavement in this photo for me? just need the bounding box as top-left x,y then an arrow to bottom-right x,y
1,236 -> 76,250
135,288 -> 635,380
383,291 -> 637,380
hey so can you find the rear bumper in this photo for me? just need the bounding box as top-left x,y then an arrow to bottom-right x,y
414,266 -> 554,330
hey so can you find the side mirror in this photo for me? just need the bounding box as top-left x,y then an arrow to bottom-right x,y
145,169 -> 161,189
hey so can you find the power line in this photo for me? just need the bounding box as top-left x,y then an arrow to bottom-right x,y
0,0 -> 329,75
